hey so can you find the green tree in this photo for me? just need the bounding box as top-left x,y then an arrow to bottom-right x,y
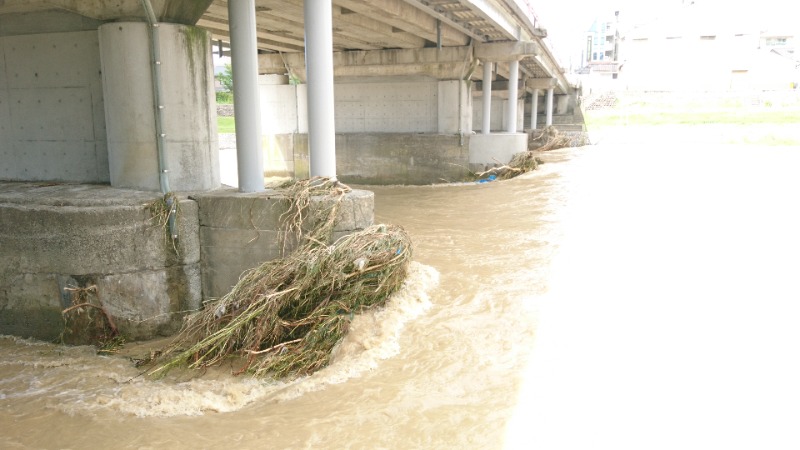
215,63 -> 233,104
217,63 -> 233,92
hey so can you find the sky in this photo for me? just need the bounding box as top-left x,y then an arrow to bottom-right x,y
533,0 -> 800,68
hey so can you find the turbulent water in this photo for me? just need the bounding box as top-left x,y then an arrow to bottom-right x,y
2,143 -> 800,449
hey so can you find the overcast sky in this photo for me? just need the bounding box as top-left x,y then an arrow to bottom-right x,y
533,0 -> 800,67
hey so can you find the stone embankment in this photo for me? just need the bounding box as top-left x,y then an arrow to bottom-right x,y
217,104 -> 235,117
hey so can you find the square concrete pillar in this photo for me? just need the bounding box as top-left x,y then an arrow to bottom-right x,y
438,80 -> 472,134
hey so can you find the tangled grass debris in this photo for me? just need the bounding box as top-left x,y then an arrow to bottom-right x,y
146,177 -> 412,379
61,284 -> 123,353
529,125 -> 589,151
146,192 -> 180,255
475,151 -> 545,181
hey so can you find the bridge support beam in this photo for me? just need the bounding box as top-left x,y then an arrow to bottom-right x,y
506,59 -> 519,133
482,61 -> 493,135
305,0 -> 337,179
530,88 -> 539,130
546,87 -> 554,126
229,0 -> 264,192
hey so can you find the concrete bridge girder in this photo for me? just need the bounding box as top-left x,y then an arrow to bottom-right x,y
525,77 -> 558,90
460,0 -> 522,41
336,0 -> 470,47
200,0 -> 470,53
259,46 -> 476,81
474,40 -> 539,62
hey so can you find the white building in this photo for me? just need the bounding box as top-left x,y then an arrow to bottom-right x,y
583,1 -> 799,91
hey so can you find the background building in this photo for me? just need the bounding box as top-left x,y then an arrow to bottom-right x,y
580,0 -> 799,92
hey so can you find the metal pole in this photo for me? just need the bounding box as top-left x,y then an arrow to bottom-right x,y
506,59 -> 519,133
546,87 -> 554,126
139,0 -> 169,195
228,0 -> 264,192
482,61 -> 492,135
305,0 -> 337,179
140,0 -> 177,240
531,88 -> 539,130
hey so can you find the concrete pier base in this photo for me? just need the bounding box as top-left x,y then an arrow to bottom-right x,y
0,182 -> 374,341
468,133 -> 528,172
0,183 -> 201,341
194,188 -> 373,299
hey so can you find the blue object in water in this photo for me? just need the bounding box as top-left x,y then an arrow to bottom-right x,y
478,174 -> 497,184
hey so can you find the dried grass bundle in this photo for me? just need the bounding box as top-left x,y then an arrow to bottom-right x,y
147,178 -> 412,379
475,151 -> 545,181
529,125 -> 588,151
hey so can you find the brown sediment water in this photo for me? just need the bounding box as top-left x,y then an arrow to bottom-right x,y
2,143 -> 800,449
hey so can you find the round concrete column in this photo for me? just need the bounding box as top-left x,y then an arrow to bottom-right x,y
531,89 -> 539,130
229,0 -> 265,192
506,59 -> 519,133
546,87 -> 554,126
482,61 -> 493,135
100,22 -> 220,191
305,0 -> 337,179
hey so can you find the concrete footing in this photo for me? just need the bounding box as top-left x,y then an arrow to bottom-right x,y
0,182 -> 373,341
468,133 -> 529,172
194,188 -> 373,299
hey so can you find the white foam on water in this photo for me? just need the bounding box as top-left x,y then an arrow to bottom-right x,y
267,261 -> 438,401
48,262 -> 438,417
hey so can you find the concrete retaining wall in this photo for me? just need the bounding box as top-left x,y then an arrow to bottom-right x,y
336,133 -> 471,185
260,133 -> 471,185
259,77 -> 456,135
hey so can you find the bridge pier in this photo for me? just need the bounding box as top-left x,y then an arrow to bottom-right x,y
100,22 -> 219,191
546,87 -> 554,126
482,61 -> 493,135
506,59 -> 520,133
304,0 -> 337,180
228,0 -> 264,193
531,89 -> 539,130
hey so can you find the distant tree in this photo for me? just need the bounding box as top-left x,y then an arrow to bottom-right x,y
217,63 -> 233,94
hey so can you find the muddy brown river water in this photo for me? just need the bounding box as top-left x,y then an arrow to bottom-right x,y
2,143 -> 800,449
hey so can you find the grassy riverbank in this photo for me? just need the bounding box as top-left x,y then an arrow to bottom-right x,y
218,116 -> 235,133
583,91 -> 800,146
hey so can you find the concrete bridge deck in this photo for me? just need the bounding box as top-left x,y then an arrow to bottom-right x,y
197,0 -> 569,94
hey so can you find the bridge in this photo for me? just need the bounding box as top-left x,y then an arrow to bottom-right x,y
199,0 -> 572,188
0,0 -> 576,341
